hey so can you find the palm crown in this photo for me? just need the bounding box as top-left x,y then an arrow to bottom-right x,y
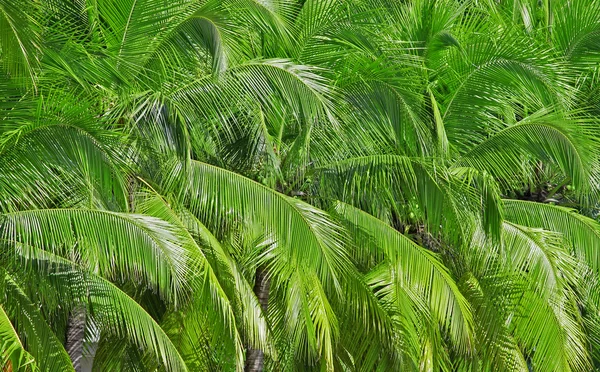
2,0 -> 600,371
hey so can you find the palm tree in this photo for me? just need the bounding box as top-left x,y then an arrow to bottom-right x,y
3,0 -> 600,371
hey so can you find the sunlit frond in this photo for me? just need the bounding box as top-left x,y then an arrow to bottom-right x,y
1,209 -> 189,304
181,160 -> 351,292
334,202 -> 473,354
0,304 -> 36,372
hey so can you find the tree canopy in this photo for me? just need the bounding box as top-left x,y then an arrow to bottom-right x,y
2,0 -> 600,371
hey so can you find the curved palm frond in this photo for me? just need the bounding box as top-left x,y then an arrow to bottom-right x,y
0,93 -> 129,212
9,247 -> 190,372
169,59 -> 335,136
1,274 -> 74,372
454,112 -> 600,200
134,191 -> 272,369
0,0 -> 39,83
0,304 -> 36,372
1,209 -> 189,304
175,160 -> 352,368
181,160 -> 351,292
503,199 -> 600,274
317,155 -> 482,244
333,201 -> 473,355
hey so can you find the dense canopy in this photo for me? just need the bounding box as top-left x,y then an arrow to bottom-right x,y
2,0 -> 600,371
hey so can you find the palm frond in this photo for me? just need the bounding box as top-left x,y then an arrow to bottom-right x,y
87,273 -> 189,372
169,59 -> 335,136
333,202 -> 473,354
0,0 -> 39,83
454,111 -> 600,200
9,247 -> 190,372
0,304 -> 36,372
317,155 -> 481,244
1,274 -> 74,372
0,94 -> 129,211
503,199 -> 600,274
180,160 -> 351,293
1,209 -> 189,304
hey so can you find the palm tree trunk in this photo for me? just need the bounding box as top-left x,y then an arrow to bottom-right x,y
65,305 -> 86,372
244,267 -> 270,372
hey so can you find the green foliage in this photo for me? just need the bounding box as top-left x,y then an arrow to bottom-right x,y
2,0 -> 600,371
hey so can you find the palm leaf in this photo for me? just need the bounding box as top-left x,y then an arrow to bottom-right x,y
454,112 -> 600,199
1,274 -> 74,372
180,160 -> 351,293
1,209 -> 189,304
0,94 -> 129,212
333,201 -> 473,354
135,191 -> 269,369
0,304 -> 36,372
0,0 -> 39,83
503,199 -> 600,274
9,248 -> 189,372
